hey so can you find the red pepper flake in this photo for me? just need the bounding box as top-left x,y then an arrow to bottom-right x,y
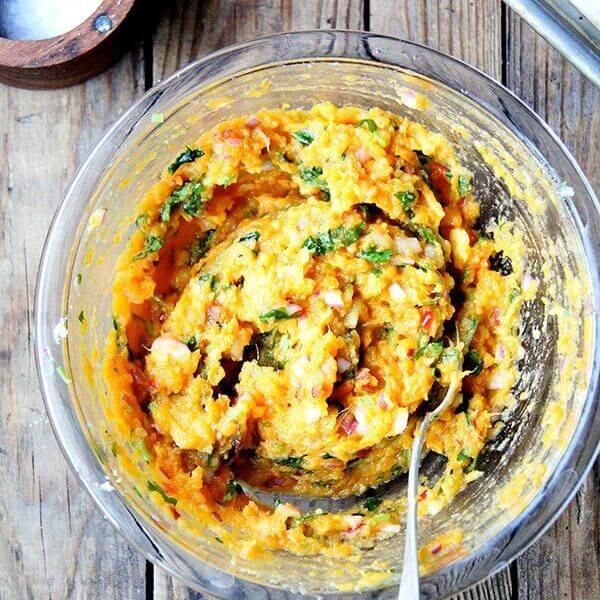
421,310 -> 434,331
418,489 -> 428,501
169,506 -> 181,519
468,229 -> 478,246
212,511 -> 223,523
407,348 -> 415,358
431,543 -> 442,555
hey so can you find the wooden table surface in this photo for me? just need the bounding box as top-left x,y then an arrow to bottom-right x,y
0,1 -> 598,598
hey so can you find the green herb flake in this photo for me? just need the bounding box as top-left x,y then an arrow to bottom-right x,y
292,129 -> 315,146
135,214 -> 148,230
112,316 -> 119,331
186,336 -> 197,351
77,310 -> 85,324
214,537 -> 223,544
369,514 -> 390,525
189,229 -> 216,264
459,315 -> 479,348
223,479 -> 243,501
148,401 -> 158,413
55,365 -> 71,384
363,497 -> 382,511
167,146 -> 204,174
299,166 -> 330,200
445,170 -> 453,180
357,118 -> 378,133
198,273 -> 216,290
508,287 -> 520,303
414,341 -> 444,361
147,479 -> 178,505
239,231 -> 260,242
161,182 -> 205,221
132,234 -> 164,261
260,307 -> 299,323
458,175 -> 470,196
464,349 -> 483,375
131,437 -> 152,463
395,190 -> 417,218
303,222 -> 365,255
457,450 -> 471,463
110,441 -> 118,457
358,244 -> 393,264
151,112 -> 164,124
273,455 -> 305,469
75,273 -> 82,286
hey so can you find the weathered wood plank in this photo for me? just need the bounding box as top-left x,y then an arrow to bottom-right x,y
505,9 -> 600,600
0,48 -> 148,600
369,0 -> 503,80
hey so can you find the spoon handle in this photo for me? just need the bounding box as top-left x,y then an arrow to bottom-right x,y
397,416 -> 428,600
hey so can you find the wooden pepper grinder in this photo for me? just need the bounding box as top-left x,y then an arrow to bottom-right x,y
0,0 -> 140,89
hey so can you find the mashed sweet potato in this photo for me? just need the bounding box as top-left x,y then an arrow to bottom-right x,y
104,102 -> 522,558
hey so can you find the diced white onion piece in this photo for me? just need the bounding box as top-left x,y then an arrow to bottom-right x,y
388,283 -> 406,302
377,393 -> 391,410
424,244 -> 439,260
344,303 -> 361,329
287,303 -> 303,315
355,147 -> 371,165
304,404 -> 321,423
246,115 -> 260,128
390,408 -> 409,435
53,316 -> 68,343
337,357 -> 352,373
399,88 -> 420,109
151,336 -> 191,362
487,369 -> 511,390
394,235 -> 422,256
261,161 -> 275,171
255,128 -> 270,150
322,290 -> 344,308
354,404 -> 369,436
87,207 -> 107,231
381,523 -> 401,535
344,515 -> 364,531
495,344 -> 505,360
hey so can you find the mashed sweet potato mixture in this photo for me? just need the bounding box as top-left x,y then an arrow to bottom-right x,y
105,103 -> 522,559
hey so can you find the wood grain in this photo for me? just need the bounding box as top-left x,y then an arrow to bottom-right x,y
0,42 -> 147,599
505,9 -> 600,600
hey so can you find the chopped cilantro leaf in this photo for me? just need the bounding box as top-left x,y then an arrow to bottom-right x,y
363,497 -> 382,511
198,273 -> 216,290
135,214 -> 148,230
55,365 -> 71,384
132,437 -> 152,462
273,455 -> 305,469
132,234 -> 163,261
292,129 -> 315,146
414,341 -> 444,361
260,307 -> 299,322
457,450 -> 471,463
77,310 -> 85,323
357,119 -> 377,133
464,349 -> 483,375
358,244 -> 393,263
239,231 -> 260,242
303,222 -> 365,255
147,479 -> 177,505
369,514 -> 390,524
167,146 -> 204,174
223,479 -> 243,501
161,182 -> 204,221
395,190 -> 417,218
445,170 -> 453,179
299,166 -> 330,200
75,273 -> 82,286
189,229 -> 215,264
459,315 -> 479,348
186,336 -> 197,351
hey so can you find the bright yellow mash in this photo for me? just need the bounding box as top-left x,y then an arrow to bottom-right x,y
104,103 -> 522,560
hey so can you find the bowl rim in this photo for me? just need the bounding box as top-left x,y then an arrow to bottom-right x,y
34,29 -> 600,598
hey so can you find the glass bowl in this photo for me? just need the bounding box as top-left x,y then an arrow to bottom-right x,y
34,31 -> 600,598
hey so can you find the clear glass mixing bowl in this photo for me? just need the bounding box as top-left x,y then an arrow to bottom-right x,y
34,31 -> 600,598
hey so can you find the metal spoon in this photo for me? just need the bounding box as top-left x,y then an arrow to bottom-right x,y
398,371 -> 462,600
